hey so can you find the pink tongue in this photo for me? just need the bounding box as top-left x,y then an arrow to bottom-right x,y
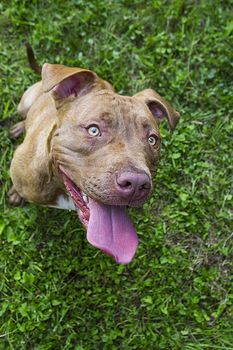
87,199 -> 138,264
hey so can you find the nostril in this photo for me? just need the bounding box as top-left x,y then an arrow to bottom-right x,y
117,178 -> 133,190
139,182 -> 151,190
123,181 -> 132,188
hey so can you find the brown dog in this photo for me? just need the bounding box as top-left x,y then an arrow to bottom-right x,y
9,50 -> 180,264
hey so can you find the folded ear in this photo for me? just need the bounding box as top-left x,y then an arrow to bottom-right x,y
42,63 -> 97,108
134,89 -> 180,130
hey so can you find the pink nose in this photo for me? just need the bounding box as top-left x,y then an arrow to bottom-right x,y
116,172 -> 151,201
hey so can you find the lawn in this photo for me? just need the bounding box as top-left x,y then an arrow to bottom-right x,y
0,1 -> 233,349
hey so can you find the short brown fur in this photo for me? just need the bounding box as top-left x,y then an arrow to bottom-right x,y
10,59 -> 180,208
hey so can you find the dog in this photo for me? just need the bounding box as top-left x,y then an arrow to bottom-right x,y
9,45 -> 180,264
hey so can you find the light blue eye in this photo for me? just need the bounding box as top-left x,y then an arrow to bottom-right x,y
148,135 -> 158,146
87,125 -> 100,136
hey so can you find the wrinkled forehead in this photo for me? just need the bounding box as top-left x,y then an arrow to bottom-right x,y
74,91 -> 159,129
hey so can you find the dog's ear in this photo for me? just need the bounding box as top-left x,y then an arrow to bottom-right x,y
134,89 -> 180,130
42,63 -> 97,108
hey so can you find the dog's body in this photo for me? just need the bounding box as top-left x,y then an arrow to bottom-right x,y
10,51 -> 180,264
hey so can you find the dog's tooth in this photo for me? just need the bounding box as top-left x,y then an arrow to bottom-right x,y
83,193 -> 88,203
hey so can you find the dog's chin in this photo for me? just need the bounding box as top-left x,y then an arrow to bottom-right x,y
59,166 -> 140,264
80,191 -> 149,208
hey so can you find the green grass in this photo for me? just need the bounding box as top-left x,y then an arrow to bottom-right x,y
0,0 -> 233,349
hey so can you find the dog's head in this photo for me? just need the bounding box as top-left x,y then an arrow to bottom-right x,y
42,64 -> 180,264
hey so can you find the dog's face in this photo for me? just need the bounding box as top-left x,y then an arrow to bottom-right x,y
52,91 -> 161,206
42,63 -> 180,264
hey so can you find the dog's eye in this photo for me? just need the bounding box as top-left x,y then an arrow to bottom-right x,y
87,125 -> 100,137
148,135 -> 158,146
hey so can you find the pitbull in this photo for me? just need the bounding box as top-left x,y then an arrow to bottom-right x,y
9,47 -> 180,264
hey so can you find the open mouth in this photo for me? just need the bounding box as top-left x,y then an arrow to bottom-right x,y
60,169 -> 90,228
59,167 -> 138,264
